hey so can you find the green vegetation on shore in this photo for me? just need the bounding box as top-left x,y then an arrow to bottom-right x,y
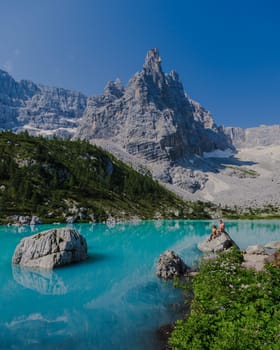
220,204 -> 280,220
169,248 -> 280,349
0,131 -> 212,223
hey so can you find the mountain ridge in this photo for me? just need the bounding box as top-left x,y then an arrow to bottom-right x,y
0,68 -> 87,137
75,49 -> 234,193
1,49 -> 280,210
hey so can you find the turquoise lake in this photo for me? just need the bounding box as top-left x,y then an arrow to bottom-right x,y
1,220 -> 280,350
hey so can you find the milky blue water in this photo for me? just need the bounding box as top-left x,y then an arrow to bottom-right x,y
1,220 -> 280,350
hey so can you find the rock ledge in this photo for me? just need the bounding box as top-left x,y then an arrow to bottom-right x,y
198,232 -> 239,253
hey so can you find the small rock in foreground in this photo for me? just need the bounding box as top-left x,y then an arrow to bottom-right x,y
157,250 -> 188,279
242,253 -> 269,272
265,251 -> 280,267
245,245 -> 266,255
12,227 -> 88,269
264,241 -> 280,250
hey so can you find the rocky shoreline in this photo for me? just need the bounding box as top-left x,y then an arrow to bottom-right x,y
156,233 -> 280,349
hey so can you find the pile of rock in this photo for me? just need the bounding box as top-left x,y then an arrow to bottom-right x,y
197,232 -> 280,272
156,250 -> 189,279
242,241 -> 280,271
8,215 -> 41,225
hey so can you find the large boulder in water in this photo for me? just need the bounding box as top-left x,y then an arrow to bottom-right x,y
12,227 -> 88,269
156,250 -> 188,279
198,232 -> 239,253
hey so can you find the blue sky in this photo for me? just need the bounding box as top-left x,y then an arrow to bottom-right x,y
0,0 -> 279,127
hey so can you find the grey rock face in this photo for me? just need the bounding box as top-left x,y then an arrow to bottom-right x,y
77,49 -> 232,158
198,232 -> 239,253
156,250 -> 188,279
225,125 -> 280,148
0,69 -> 87,136
12,227 -> 88,269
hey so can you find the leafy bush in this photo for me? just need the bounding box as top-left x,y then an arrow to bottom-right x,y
169,248 -> 280,349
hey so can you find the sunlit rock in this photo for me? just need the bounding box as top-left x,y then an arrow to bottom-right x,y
198,232 -> 239,253
12,227 -> 88,269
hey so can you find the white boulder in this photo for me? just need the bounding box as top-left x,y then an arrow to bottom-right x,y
12,227 -> 88,269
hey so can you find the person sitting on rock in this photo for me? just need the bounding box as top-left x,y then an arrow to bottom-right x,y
208,225 -> 218,241
218,219 -> 226,234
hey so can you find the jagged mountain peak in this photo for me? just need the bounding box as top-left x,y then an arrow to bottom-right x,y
125,49 -> 186,110
143,48 -> 162,72
104,79 -> 124,98
140,48 -> 166,93
76,49 -> 233,194
167,70 -> 180,82
0,51 -> 233,195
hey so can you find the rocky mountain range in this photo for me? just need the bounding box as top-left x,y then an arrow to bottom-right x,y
226,124 -> 280,148
75,49 -> 234,192
0,69 -> 87,137
0,49 -> 279,209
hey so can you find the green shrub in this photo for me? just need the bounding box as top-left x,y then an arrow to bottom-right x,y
169,249 -> 280,349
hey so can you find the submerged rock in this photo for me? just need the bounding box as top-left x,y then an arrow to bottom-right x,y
198,232 -> 239,253
12,227 -> 88,269
156,250 -> 188,279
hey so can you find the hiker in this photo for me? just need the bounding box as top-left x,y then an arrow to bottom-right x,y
208,225 -> 218,241
218,219 -> 225,234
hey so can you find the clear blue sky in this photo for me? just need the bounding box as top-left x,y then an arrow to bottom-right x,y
1,0 -> 279,127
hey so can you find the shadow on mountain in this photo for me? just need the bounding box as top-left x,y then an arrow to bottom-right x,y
186,155 -> 258,174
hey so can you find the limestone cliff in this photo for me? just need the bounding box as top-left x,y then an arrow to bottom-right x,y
76,49 -> 232,160
75,49 -> 233,191
0,69 -> 87,137
226,125 -> 280,148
